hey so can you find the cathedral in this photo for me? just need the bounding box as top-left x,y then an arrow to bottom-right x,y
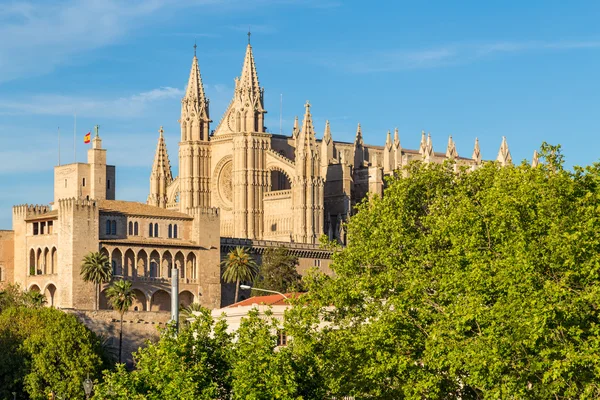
147,39 -> 514,245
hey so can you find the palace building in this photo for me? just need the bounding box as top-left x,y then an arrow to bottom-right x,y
0,39 -> 515,311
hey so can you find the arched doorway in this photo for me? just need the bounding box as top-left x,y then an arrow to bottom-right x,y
112,248 -> 123,276
149,250 -> 160,278
29,284 -> 41,292
150,290 -> 170,312
131,289 -> 147,311
137,250 -> 148,277
124,249 -> 135,278
51,247 -> 57,274
162,251 -> 173,278
179,290 -> 194,308
186,252 -> 196,281
44,284 -> 57,307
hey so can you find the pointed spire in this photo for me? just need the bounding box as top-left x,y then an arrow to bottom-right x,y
424,133 -> 434,161
446,135 -> 458,159
323,120 -> 332,144
183,51 -> 207,106
237,41 -> 261,103
393,128 -> 402,169
152,126 -> 173,180
419,130 -> 427,155
385,130 -> 392,149
394,128 -> 400,148
355,123 -> 363,146
292,116 -> 299,139
531,150 -> 539,168
472,137 -> 481,164
383,130 -> 393,173
497,136 -> 512,166
297,101 -> 317,156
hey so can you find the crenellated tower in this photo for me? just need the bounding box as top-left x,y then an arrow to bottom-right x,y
148,126 -> 173,208
292,102 -> 324,244
179,46 -> 212,211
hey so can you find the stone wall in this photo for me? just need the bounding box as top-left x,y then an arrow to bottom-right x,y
0,230 -> 14,288
68,309 -> 171,366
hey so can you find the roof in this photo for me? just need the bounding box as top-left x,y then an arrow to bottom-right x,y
25,210 -> 58,221
226,293 -> 300,308
98,200 -> 192,220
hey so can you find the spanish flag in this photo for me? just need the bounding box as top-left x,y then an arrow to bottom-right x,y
84,132 -> 91,144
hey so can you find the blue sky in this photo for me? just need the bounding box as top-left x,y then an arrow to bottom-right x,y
1,0 -> 600,229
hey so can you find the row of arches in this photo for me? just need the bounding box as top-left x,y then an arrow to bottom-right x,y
100,247 -> 198,281
28,283 -> 57,307
99,288 -> 195,312
29,247 -> 57,275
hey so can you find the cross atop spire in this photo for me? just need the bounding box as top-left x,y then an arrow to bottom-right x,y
182,49 -> 208,113
193,40 -> 197,57
247,28 -> 251,45
159,126 -> 164,138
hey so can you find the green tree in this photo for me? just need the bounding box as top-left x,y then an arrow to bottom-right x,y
221,247 -> 259,303
254,246 -> 302,295
180,302 -> 204,323
288,146 -> 600,399
23,290 -> 47,308
94,308 -> 233,399
81,251 -> 112,310
0,306 -> 108,400
106,279 -> 135,363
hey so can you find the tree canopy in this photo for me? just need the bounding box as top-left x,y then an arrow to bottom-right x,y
287,144 -> 600,399
254,246 -> 302,295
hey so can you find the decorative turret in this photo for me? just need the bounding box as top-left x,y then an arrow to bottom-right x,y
393,128 -> 402,169
383,130 -> 393,173
321,120 -> 334,168
531,150 -> 539,168
293,101 -> 324,244
292,116 -> 299,139
424,133 -> 434,162
472,137 -> 481,164
148,126 -> 173,208
446,135 -> 458,159
497,136 -> 512,166
418,130 -> 427,155
353,123 -> 365,168
179,45 -> 212,211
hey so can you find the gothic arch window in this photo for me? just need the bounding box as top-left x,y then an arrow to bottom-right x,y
134,222 -> 139,236
111,220 -> 117,235
128,221 -> 133,235
173,224 -> 178,239
149,223 -> 154,237
154,223 -> 159,238
106,220 -> 111,235
168,224 -> 173,239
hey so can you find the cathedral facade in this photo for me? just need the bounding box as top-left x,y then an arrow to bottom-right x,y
148,41 -> 514,245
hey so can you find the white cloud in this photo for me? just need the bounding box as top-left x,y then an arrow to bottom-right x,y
0,86 -> 184,117
334,40 -> 600,73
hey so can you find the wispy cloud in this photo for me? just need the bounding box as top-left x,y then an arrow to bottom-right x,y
0,86 -> 184,117
333,40 -> 600,73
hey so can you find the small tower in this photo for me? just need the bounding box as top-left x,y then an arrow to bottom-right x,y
446,135 -> 458,159
179,44 -> 212,211
418,130 -> 427,156
292,101 -> 324,244
531,150 -> 539,168
292,116 -> 299,140
393,128 -> 402,169
383,130 -> 393,173
148,126 -> 173,208
472,137 -> 482,164
497,136 -> 512,166
353,123 -> 364,168
321,120 -> 334,169
424,133 -> 434,162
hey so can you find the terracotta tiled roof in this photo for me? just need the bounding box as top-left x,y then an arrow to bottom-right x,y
25,210 -> 58,221
98,200 -> 192,220
226,293 -> 300,308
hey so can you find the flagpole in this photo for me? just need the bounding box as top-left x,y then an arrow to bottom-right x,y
58,126 -> 61,166
74,114 -> 77,162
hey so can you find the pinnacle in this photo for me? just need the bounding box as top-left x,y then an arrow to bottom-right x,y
238,43 -> 261,100
472,137 -> 481,163
323,120 -> 332,142
151,127 -> 173,181
184,54 -> 207,105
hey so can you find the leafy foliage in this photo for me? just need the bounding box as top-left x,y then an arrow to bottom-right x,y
0,306 -> 108,400
81,251 -> 112,310
221,247 -> 259,302
253,246 -> 302,295
287,144 -> 600,399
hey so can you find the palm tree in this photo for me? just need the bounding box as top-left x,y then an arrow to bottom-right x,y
179,302 -> 204,323
23,290 -> 47,308
80,252 -> 112,310
221,246 -> 259,303
105,279 -> 135,363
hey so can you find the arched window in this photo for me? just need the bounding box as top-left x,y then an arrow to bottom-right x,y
168,224 -> 173,239
111,220 -> 117,235
154,223 -> 159,238
111,260 -> 117,275
149,223 -> 153,237
105,220 -> 111,235
128,221 -> 133,235
0,266 -> 4,282
173,224 -> 178,239
134,222 -> 139,236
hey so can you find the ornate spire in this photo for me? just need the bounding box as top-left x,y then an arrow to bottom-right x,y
237,41 -> 262,105
292,116 -> 299,139
383,130 -> 393,173
355,123 -> 364,146
424,133 -> 434,160
385,130 -> 392,149
323,120 -> 332,144
531,150 -> 539,168
472,137 -> 481,164
148,126 -> 173,208
297,101 -> 317,158
497,136 -> 512,166
183,51 -> 207,109
393,128 -> 402,169
419,130 -> 427,155
446,135 -> 458,159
